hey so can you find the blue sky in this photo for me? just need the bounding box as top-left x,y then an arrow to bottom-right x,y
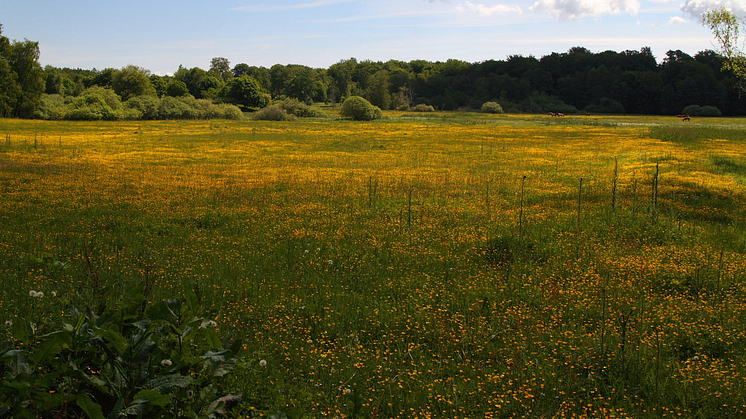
1,0 -> 744,75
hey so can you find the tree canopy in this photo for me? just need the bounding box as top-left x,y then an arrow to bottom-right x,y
3,21 -> 746,120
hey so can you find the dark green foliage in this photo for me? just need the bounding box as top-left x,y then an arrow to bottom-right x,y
585,97 -> 626,114
0,286 -> 243,418
225,76 -> 269,109
166,79 -> 189,97
340,95 -> 382,120
682,104 -> 722,116
0,27 -> 44,118
150,74 -> 167,97
112,65 -> 156,101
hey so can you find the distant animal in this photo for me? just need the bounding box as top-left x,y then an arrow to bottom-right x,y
557,112 -> 565,117
682,115 -> 690,121
548,112 -> 557,117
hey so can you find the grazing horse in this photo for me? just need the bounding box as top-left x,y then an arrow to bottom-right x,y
682,115 -> 690,121
557,112 -> 565,117
548,112 -> 557,117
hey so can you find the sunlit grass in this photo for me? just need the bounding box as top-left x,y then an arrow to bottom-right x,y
1,113 -> 745,417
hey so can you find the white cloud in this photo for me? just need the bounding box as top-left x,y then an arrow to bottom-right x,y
456,2 -> 522,16
668,16 -> 689,24
680,0 -> 746,19
530,0 -> 641,20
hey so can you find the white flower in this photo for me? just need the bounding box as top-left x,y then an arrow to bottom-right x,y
160,359 -> 172,366
51,291 -> 57,297
36,292 -> 44,298
4,320 -> 11,327
259,359 -> 267,367
344,388 -> 352,395
29,290 -> 37,297
307,339 -> 313,344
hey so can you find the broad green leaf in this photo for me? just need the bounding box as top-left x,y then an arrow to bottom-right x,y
29,336 -> 63,368
76,393 -> 105,419
205,328 -> 222,349
134,388 -> 171,407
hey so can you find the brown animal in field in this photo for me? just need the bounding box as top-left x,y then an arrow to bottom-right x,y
548,112 -> 557,117
557,112 -> 565,117
682,115 -> 690,121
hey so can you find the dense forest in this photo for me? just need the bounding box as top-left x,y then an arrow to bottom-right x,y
2,22 -> 745,119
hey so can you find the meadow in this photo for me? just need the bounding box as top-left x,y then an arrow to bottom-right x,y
1,112 -> 746,418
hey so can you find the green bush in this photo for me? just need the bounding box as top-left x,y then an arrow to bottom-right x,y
0,286 -> 243,418
682,104 -> 722,117
277,98 -> 325,118
585,97 -> 625,114
410,104 -> 435,112
125,95 -> 161,120
64,87 -> 125,120
520,92 -> 577,114
33,94 -> 69,120
340,96 -> 382,121
158,97 -> 198,120
481,101 -> 503,114
253,105 -> 292,121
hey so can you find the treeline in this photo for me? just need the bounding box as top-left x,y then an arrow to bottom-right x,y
2,22 -> 745,119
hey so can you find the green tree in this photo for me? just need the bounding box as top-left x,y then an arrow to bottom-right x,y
150,74 -> 167,97
704,7 -> 746,92
224,75 -> 268,109
367,70 -> 390,109
0,24 -> 19,117
197,75 -> 224,99
174,66 -> 207,98
112,65 -> 156,101
2,30 -> 45,118
209,57 -> 232,82
166,79 -> 189,97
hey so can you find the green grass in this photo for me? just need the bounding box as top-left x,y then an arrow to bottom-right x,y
1,114 -> 746,418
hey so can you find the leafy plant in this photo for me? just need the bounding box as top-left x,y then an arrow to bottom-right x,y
0,285 -> 243,418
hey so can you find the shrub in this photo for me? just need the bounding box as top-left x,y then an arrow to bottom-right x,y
682,104 -> 722,117
125,95 -> 161,120
410,104 -> 435,112
277,98 -> 325,118
520,92 -> 577,114
33,94 -> 68,120
64,87 -> 124,120
340,96 -> 382,121
158,97 -> 198,120
217,104 -> 244,120
481,101 -> 503,114
253,105 -> 293,121
585,97 -> 625,114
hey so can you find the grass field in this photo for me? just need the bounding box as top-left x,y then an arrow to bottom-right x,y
1,113 -> 746,417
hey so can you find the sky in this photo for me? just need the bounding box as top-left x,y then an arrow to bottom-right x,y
1,0 -> 745,75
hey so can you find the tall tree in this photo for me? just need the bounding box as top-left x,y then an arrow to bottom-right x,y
224,75 -> 268,109
112,65 -> 156,101
209,57 -> 232,82
704,7 -> 746,92
0,24 -> 44,118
